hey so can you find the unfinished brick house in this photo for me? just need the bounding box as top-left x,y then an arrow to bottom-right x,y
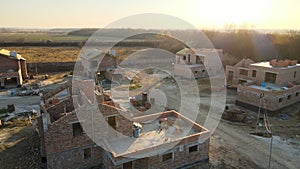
225,58 -> 255,88
174,48 -> 223,79
0,49 -> 28,88
38,80 -> 103,169
38,79 -> 210,169
81,49 -> 118,80
227,59 -> 300,112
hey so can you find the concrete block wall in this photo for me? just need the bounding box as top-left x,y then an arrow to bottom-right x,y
249,65 -> 300,86
174,64 -> 207,79
225,65 -> 255,87
237,85 -> 300,111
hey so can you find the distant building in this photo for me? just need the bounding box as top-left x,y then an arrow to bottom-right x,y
174,48 -> 223,79
81,49 -> 118,79
226,59 -> 300,112
0,49 -> 28,88
225,58 -> 255,88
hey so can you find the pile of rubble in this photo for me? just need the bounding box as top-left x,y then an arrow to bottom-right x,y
222,108 -> 252,123
0,104 -> 36,127
18,83 -> 42,96
130,92 -> 152,112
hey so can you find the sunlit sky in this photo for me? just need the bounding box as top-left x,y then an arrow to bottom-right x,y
1,0 -> 300,29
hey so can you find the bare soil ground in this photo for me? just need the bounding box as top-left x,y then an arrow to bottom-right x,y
0,92 -> 42,169
0,74 -> 68,169
130,70 -> 300,169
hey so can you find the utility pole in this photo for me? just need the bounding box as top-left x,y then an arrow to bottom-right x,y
256,93 -> 264,134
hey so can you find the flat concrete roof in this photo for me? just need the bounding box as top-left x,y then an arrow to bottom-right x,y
248,83 -> 286,91
104,110 -> 209,158
251,62 -> 300,69
187,64 -> 204,68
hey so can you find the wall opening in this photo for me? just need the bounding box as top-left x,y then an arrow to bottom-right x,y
73,122 -> 83,137
189,145 -> 198,153
239,69 -> 248,76
84,148 -> 91,159
228,71 -> 234,84
252,70 -> 257,77
265,72 -> 277,84
123,161 -> 133,169
108,116 -> 117,129
162,152 -> 173,162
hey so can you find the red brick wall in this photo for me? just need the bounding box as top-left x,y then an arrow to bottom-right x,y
99,55 -> 117,71
46,145 -> 102,169
44,112 -> 94,154
99,103 -> 133,136
46,97 -> 74,121
44,112 -> 103,168
0,55 -> 19,72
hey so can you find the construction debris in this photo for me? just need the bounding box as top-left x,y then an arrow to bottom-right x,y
222,108 -> 252,123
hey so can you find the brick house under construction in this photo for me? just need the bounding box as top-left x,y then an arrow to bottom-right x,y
0,49 -> 28,88
174,48 -> 223,79
226,59 -> 300,112
225,58 -> 255,88
38,80 -> 210,169
81,49 -> 118,80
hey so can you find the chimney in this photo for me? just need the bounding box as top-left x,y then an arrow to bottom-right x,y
142,92 -> 147,106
